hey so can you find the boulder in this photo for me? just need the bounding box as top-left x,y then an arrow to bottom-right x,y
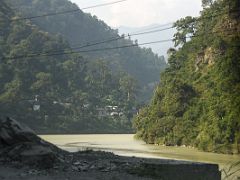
0,117 -> 37,146
0,117 -> 65,168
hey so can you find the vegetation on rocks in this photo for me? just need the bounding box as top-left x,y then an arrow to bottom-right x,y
134,0 -> 240,154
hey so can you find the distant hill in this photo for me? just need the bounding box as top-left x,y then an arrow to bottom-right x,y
0,0 -> 142,133
7,0 -> 167,102
118,24 -> 176,57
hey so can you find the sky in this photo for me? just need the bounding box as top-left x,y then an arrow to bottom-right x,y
70,0 -> 203,28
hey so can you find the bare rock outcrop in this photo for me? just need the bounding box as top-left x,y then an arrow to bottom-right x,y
0,117 -> 65,168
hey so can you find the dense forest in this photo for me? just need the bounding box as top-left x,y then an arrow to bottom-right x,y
0,0 -> 166,133
7,0 -> 167,102
134,0 -> 240,154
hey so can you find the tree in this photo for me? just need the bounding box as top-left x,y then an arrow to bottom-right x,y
119,74 -> 138,102
134,0 -> 240,154
173,16 -> 196,47
31,72 -> 52,93
8,0 -> 167,103
202,0 -> 213,8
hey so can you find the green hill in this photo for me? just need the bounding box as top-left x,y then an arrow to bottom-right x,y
7,0 -> 167,102
0,0 -> 148,133
134,0 -> 240,154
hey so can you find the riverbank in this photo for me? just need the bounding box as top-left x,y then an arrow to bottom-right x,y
0,150 -> 221,180
0,117 -> 221,180
40,134 -> 240,168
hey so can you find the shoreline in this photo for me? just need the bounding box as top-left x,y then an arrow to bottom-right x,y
0,118 -> 221,179
0,150 -> 221,180
40,134 -> 240,167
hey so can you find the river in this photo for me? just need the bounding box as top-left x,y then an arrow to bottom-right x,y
40,134 -> 240,171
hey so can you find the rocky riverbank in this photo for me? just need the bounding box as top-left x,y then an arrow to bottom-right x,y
0,117 -> 221,180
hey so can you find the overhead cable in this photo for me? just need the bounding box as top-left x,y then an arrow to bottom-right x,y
10,0 -> 129,21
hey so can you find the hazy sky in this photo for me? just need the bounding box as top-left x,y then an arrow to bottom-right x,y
70,0 -> 203,28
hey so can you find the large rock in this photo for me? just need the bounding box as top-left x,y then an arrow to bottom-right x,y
0,117 -> 65,168
0,117 -> 37,146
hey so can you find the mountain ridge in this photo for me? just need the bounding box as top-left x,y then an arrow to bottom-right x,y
8,0 -> 167,102
0,0 -> 140,133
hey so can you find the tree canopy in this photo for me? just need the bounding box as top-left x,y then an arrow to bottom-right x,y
7,0 -> 167,102
134,0 -> 240,154
0,0 -> 145,133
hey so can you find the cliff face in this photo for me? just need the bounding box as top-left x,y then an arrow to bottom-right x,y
134,0 -> 240,154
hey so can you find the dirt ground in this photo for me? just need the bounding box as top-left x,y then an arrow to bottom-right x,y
0,165 -> 154,180
0,150 -> 221,180
0,151 -> 155,180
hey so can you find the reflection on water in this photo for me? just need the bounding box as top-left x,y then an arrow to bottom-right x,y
40,134 -> 240,169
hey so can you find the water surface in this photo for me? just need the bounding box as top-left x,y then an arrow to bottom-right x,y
40,134 -> 240,169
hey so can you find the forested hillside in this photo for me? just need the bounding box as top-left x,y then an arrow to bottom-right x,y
7,0 -> 167,102
134,0 -> 240,154
0,0 -> 146,133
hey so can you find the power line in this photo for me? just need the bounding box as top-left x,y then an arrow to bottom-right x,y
131,26 -> 173,37
1,26 -> 174,58
128,22 -> 175,34
2,9 -> 235,58
7,8 -> 232,55
9,8 -> 237,52
1,3 -> 236,55
2,39 -> 173,60
67,26 -> 173,49
7,0 -> 236,23
10,0 -> 129,22
1,9 -> 238,60
2,28 -> 238,61
1,8 -> 234,57
62,26 -> 174,50
40,9 -> 238,53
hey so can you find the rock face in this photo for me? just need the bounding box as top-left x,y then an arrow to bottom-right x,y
0,117 -> 64,168
0,117 -> 36,146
